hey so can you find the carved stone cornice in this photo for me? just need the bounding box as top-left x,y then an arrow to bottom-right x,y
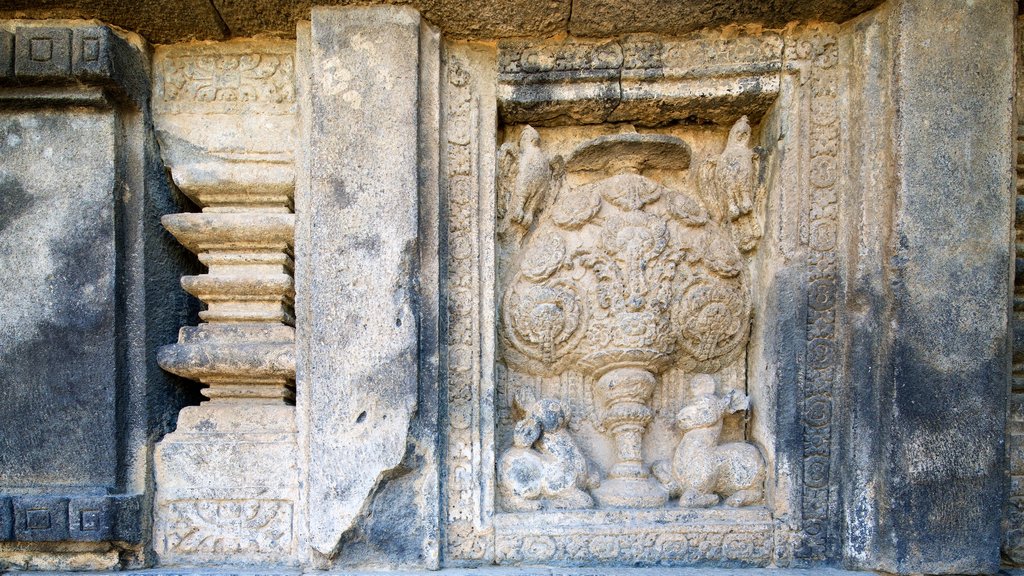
0,22 -> 148,109
498,29 -> 783,127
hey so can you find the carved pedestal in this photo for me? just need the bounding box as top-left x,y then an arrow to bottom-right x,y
591,367 -> 666,508
150,40 -> 300,565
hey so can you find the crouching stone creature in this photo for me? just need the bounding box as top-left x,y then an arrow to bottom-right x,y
653,375 -> 765,508
498,397 -> 598,511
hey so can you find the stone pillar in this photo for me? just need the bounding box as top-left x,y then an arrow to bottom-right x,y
1006,14 -> 1024,566
839,1 -> 1015,573
151,40 -> 300,566
295,6 -> 441,566
0,20 -> 184,570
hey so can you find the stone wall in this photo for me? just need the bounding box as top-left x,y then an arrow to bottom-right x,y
0,1 -> 1018,574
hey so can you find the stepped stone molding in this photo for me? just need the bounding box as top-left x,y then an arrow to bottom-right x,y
154,40 -> 297,404
152,39 -> 300,566
497,29 -> 783,127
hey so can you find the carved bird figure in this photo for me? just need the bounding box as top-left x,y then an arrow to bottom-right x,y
499,125 -> 556,238
697,115 -> 756,223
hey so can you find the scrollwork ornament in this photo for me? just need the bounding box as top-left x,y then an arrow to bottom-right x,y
520,232 -> 567,281
551,188 -> 602,229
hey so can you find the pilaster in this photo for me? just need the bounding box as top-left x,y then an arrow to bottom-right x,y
151,40 -> 300,566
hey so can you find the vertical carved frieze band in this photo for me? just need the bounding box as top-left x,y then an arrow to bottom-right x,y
442,49 -> 494,563
788,26 -> 840,560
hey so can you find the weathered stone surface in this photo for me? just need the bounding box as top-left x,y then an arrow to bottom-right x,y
296,5 -> 434,564
152,39 -> 297,208
498,31 -> 783,127
0,1 -> 888,44
4,568 -> 874,576
567,0 -> 884,37
0,1 -> 226,43
153,404 -> 300,565
839,0 -> 1015,573
1,1 -> 1022,574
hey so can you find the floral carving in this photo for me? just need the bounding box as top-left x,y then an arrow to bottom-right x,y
503,281 -> 584,365
162,500 -> 292,556
500,127 -> 756,509
156,49 -> 296,114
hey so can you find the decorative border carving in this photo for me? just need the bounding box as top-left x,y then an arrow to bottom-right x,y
787,26 -> 840,560
442,50 -> 493,562
153,44 -> 296,115
496,525 -> 774,566
159,499 -> 293,557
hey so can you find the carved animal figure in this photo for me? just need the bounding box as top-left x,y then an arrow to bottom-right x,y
499,125 -> 559,238
654,376 -> 765,508
498,397 -> 598,511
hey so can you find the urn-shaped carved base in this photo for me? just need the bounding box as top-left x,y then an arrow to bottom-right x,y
591,367 -> 669,508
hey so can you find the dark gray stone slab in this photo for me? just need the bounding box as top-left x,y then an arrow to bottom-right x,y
838,0 -> 1015,573
0,110 -> 119,490
0,20 -> 194,552
12,497 -> 69,542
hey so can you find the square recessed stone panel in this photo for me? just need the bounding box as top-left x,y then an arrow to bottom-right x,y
14,27 -> 71,78
71,26 -> 113,79
69,496 -> 113,541
0,496 -> 12,541
0,30 -> 12,79
13,497 -> 68,541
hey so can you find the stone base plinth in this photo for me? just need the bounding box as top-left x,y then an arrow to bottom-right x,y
5,568 -> 872,576
153,404 -> 299,566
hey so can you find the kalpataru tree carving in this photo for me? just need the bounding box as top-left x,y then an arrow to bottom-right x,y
498,121 -> 759,510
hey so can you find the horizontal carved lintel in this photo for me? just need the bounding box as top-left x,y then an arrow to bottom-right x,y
498,31 -> 783,127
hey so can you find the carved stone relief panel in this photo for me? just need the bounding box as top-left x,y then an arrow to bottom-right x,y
491,118 -> 769,563
442,24 -> 842,568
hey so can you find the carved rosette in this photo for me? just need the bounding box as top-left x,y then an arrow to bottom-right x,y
500,130 -> 753,508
